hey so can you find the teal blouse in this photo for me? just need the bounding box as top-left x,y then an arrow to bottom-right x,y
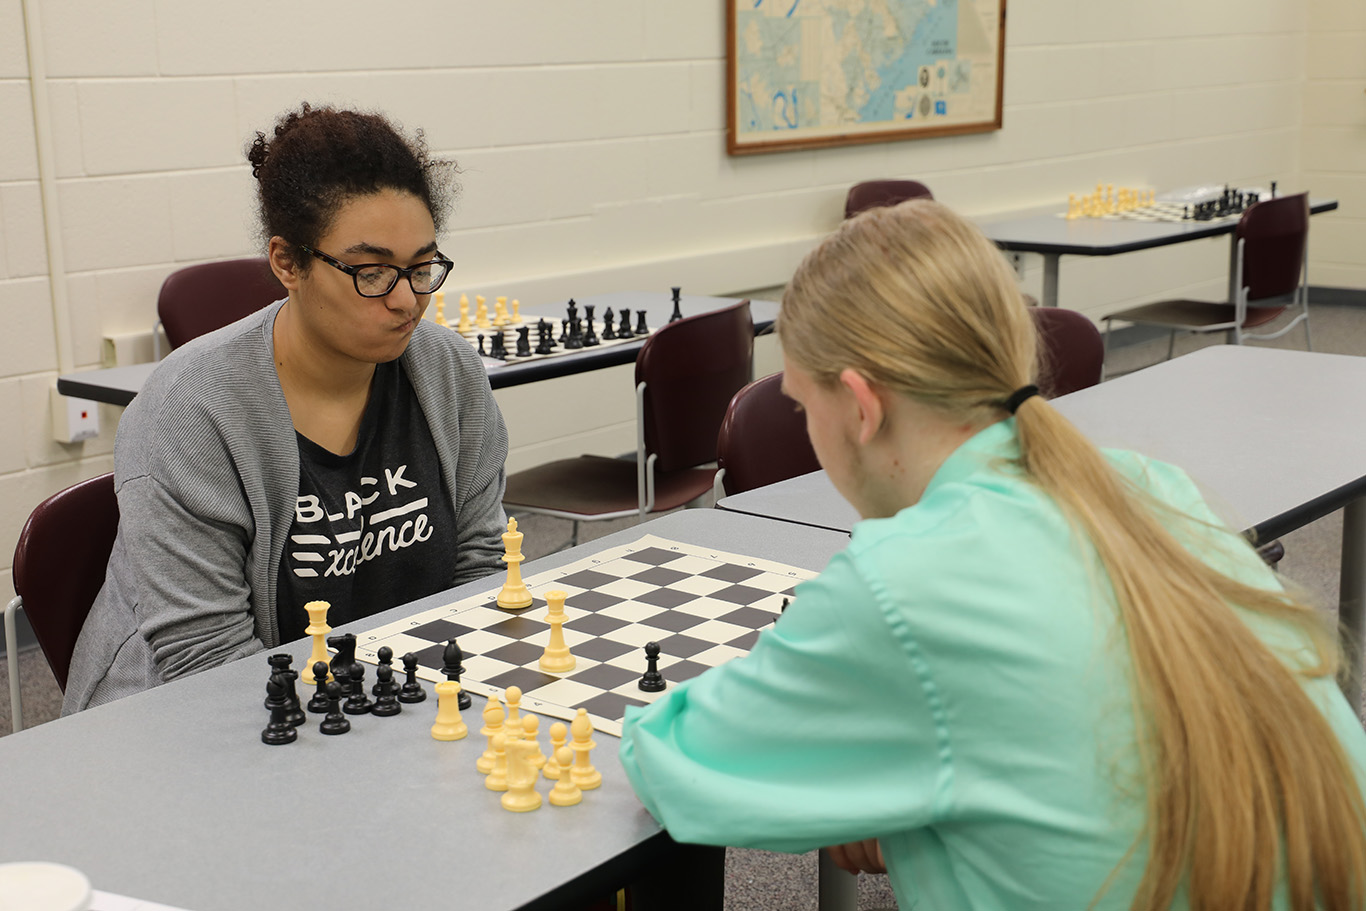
620,420 -> 1366,910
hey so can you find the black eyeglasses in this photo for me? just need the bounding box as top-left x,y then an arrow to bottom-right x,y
299,245 -> 453,298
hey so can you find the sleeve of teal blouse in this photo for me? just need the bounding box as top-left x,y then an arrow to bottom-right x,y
619,547 -> 949,855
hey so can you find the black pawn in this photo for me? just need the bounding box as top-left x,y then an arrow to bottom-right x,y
319,681 -> 350,735
307,661 -> 331,713
516,325 -> 532,357
398,652 -> 428,704
559,317 -> 570,345
372,646 -> 395,697
328,634 -> 357,694
583,305 -> 599,346
639,641 -> 666,693
442,639 -> 472,710
476,333 -> 486,356
635,309 -> 649,335
601,308 -> 616,340
371,665 -> 402,717
343,662 -> 373,715
262,679 -> 298,745
668,286 -> 683,323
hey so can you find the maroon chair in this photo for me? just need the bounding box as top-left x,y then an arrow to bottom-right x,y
715,372 -> 820,497
1101,193 -> 1312,370
157,257 -> 286,352
844,179 -> 934,219
503,301 -> 754,544
4,472 -> 118,731
1030,307 -> 1104,398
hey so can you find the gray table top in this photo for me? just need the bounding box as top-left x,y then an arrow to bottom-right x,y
977,198 -> 1338,257
717,346 -> 1366,542
0,509 -> 850,911
58,292 -> 779,407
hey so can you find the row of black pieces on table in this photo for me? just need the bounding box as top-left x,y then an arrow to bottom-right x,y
1183,185 -> 1264,222
261,647 -> 428,745
476,296 -> 673,361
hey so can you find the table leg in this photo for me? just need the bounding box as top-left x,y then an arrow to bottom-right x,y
818,848 -> 859,911
1340,497 -> 1366,706
628,842 -> 725,911
1041,255 -> 1060,307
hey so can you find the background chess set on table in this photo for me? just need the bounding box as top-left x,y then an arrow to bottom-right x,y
350,533 -> 811,736
429,287 -> 687,362
1062,182 -> 1271,223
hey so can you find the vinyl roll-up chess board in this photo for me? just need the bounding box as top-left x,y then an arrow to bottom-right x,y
350,535 -> 814,736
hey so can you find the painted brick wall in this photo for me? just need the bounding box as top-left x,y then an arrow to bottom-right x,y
1303,0 -> 1366,289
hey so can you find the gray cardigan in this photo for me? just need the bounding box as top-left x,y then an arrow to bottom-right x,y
63,301 -> 509,713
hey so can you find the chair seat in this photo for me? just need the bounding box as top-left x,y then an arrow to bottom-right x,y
1105,299 -> 1286,331
503,455 -> 715,518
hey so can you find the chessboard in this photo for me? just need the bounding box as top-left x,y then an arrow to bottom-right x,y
1097,202 -> 1239,224
349,534 -> 813,736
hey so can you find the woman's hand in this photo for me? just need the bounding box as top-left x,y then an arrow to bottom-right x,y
825,839 -> 886,875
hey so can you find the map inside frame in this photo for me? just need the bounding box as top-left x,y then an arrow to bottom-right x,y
727,0 -> 1007,155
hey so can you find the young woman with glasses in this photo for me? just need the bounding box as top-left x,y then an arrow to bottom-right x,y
620,199 -> 1366,910
64,104 -> 509,712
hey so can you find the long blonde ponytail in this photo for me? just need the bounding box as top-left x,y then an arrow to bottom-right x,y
779,198 -> 1366,909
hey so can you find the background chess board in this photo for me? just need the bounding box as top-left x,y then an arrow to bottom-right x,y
452,316 -> 653,364
1056,202 -> 1243,224
350,535 -> 813,736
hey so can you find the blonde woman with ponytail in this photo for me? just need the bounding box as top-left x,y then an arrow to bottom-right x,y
620,198 -> 1366,910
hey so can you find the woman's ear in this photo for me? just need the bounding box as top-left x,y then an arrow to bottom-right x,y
268,237 -> 302,292
838,368 -> 885,446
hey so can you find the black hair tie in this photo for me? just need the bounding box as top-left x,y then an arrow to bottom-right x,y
1004,385 -> 1039,414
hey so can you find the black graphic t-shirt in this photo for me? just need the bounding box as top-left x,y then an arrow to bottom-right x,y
276,361 -> 457,642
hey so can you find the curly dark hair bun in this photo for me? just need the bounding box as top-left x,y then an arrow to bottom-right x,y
247,103 -> 458,267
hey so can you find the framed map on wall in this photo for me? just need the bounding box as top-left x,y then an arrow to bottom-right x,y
727,0 -> 1007,155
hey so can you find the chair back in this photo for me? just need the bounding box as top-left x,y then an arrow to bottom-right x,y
12,473 -> 119,691
636,300 -> 754,473
158,258 -> 286,350
1237,192 -> 1309,303
1030,307 -> 1104,398
716,372 -> 819,497
844,179 -> 934,219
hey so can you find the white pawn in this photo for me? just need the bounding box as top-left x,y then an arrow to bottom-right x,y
548,747 -> 582,807
477,694 -> 505,774
485,733 -> 509,792
522,715 -> 547,770
505,685 -> 523,735
543,722 -> 568,780
570,708 -> 601,790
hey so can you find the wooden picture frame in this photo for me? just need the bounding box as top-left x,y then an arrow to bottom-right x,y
726,0 -> 1007,156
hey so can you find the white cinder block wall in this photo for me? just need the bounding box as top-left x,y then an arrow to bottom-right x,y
0,0 -> 1362,609
1303,0 -> 1366,290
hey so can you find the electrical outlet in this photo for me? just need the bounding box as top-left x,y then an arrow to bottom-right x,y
51,388 -> 100,443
